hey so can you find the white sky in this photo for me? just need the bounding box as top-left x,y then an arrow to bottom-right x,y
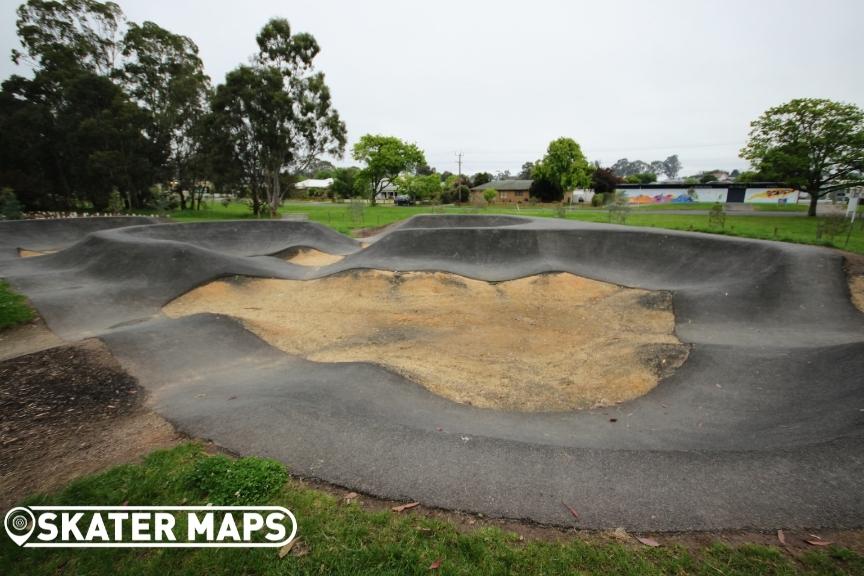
1,0 -> 862,176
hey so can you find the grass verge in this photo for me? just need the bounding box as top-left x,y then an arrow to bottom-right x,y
1,443 -> 862,575
0,281 -> 34,329
161,201 -> 864,255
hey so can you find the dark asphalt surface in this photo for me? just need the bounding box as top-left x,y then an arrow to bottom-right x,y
1,215 -> 862,530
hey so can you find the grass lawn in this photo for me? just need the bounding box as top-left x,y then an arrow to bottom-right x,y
162,201 -> 864,255
0,281 -> 34,329
2,443 -> 861,576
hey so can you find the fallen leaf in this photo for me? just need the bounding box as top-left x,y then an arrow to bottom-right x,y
805,539 -> 832,547
635,536 -> 661,547
291,540 -> 310,557
777,530 -> 786,545
428,558 -> 442,570
611,527 -> 629,541
392,502 -> 420,513
343,492 -> 359,503
278,540 -> 297,558
562,501 -> 579,519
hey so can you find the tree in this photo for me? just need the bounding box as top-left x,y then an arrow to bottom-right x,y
209,19 -> 346,217
533,137 -> 592,194
330,166 -> 361,199
529,175 -> 563,202
662,155 -> 682,179
650,161 -> 665,177
591,164 -> 621,193
13,0 -> 125,76
483,188 -> 498,204
741,98 -> 864,216
352,134 -> 425,206
120,21 -> 210,209
494,170 -> 512,180
471,172 -> 492,187
518,162 -> 534,179
396,173 -> 441,202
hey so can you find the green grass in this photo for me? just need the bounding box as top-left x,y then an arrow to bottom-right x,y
0,280 -> 34,329
154,201 -> 864,254
1,444 -> 861,575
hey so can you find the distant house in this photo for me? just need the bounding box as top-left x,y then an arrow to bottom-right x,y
470,180 -> 532,203
295,178 -> 334,192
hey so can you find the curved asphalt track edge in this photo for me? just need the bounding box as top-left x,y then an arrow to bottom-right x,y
1,215 -> 862,531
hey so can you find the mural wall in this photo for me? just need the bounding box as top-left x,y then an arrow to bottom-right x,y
744,188 -> 798,204
616,187 -> 799,205
616,188 -> 726,205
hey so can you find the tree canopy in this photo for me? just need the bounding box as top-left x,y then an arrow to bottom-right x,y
741,98 -> 864,216
532,137 -> 592,193
352,135 -> 425,206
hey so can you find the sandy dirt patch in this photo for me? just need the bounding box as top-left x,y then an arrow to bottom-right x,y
164,271 -> 688,411
280,247 -> 344,266
0,315 -> 65,361
0,340 -> 180,509
18,248 -> 56,257
846,254 -> 864,313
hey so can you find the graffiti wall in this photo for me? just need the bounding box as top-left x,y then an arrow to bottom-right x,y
744,188 -> 799,204
616,188 -> 727,205
616,187 -> 799,205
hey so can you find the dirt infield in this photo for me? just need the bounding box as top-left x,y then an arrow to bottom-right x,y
164,271 -> 688,411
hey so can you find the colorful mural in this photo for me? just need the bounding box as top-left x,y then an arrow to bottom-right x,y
616,187 -> 798,205
745,188 -> 798,203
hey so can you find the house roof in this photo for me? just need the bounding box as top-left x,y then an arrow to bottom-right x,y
471,179 -> 532,192
295,178 -> 333,189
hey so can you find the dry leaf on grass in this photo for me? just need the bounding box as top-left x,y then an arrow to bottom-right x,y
611,527 -> 629,541
392,501 -> 420,513
278,540 -> 296,558
278,539 -> 309,558
428,558 -> 442,570
562,502 -> 579,519
805,539 -> 832,547
635,536 -> 661,547
343,492 -> 359,503
777,530 -> 786,545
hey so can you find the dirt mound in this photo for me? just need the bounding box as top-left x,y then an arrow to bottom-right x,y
164,271 -> 688,411
280,247 -> 344,266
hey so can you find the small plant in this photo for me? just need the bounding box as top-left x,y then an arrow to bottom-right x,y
816,214 -> 850,243
107,188 -> 125,214
708,202 -> 726,229
608,197 -> 630,224
187,454 -> 287,505
483,188 -> 498,204
591,192 -> 604,207
347,198 -> 365,224
0,187 -> 23,220
554,203 -> 567,218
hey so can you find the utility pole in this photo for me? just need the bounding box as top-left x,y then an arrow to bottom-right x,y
456,152 -> 464,204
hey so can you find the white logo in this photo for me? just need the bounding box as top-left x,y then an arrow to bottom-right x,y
4,506 -> 297,548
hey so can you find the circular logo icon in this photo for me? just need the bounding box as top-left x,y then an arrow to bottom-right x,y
4,507 -> 35,546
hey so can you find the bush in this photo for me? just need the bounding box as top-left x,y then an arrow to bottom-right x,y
187,454 -> 287,505
483,188 -> 498,204
0,188 -> 23,220
591,193 -> 604,207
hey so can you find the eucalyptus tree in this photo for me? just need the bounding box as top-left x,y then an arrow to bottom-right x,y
210,19 -> 346,217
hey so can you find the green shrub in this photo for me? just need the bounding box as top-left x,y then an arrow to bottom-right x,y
0,187 -> 23,220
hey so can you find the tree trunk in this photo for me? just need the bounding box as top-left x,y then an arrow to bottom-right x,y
269,170 -> 281,217
808,190 -> 819,217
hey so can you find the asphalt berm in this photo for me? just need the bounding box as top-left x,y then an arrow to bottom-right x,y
1,215 -> 862,531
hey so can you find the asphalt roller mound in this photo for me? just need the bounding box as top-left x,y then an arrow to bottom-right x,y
1,214 -> 863,531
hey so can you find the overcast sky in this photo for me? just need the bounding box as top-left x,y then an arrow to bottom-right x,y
1,0 -> 862,177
